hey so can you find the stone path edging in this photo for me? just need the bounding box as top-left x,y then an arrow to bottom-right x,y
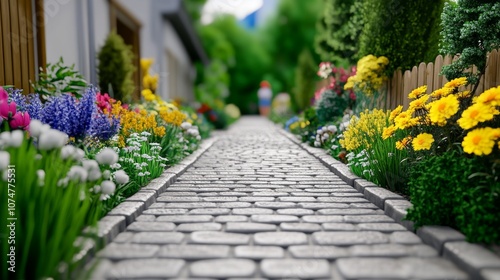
73,137 -> 218,273
278,126 -> 500,280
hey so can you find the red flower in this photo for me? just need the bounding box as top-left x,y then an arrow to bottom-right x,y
197,103 -> 212,114
9,112 -> 30,130
0,100 -> 17,119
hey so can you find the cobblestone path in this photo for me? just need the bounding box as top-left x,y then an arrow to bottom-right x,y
93,116 -> 468,279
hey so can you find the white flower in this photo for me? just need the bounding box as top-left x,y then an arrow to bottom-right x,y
316,129 -> 322,135
9,130 -> 24,148
138,172 -> 145,177
180,122 -> 192,130
321,135 -> 329,142
87,169 -> 102,182
150,143 -> 160,146
38,129 -> 68,150
140,131 -> 151,136
101,180 -> 116,194
110,163 -> 121,169
60,145 -> 76,160
0,151 -> 10,170
102,170 -> 111,180
160,163 -> 166,167
141,162 -> 148,167
73,148 -> 85,161
187,128 -> 199,136
29,120 -> 51,138
314,141 -> 320,147
37,169 -> 45,186
82,159 -> 99,171
57,177 -> 69,187
196,135 -> 201,141
327,125 -> 337,133
133,153 -> 140,157
100,194 -> 111,201
331,145 -> 338,150
2,170 -> 8,181
114,170 -> 129,185
93,185 -> 102,193
79,189 -> 86,201
67,166 -> 88,182
95,148 -> 119,165
141,154 -> 151,159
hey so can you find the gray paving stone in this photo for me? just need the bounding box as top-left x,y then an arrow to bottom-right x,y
125,191 -> 156,207
143,208 -> 188,215
135,215 -> 156,222
107,202 -> 144,225
176,223 -> 222,232
481,269 -> 500,280
217,202 -> 252,208
189,231 -> 251,245
276,208 -> 315,216
108,259 -> 185,278
417,226 -> 466,254
159,191 -> 197,196
313,231 -> 389,245
226,222 -> 277,233
291,192 -> 330,197
163,202 -> 217,208
349,244 -> 438,257
357,223 -> 407,232
234,246 -> 285,259
131,232 -> 185,244
390,231 -> 422,244
280,222 -> 322,232
288,245 -> 349,259
384,199 -> 414,231
113,232 -> 134,243
299,202 -> 349,209
202,196 -> 238,202
232,208 -> 274,215
214,215 -> 248,223
127,221 -> 176,232
364,187 -> 405,209
156,215 -> 213,223
302,215 -> 343,223
344,215 -> 395,223
238,196 -> 275,202
98,243 -> 159,260
157,196 -> 201,202
353,178 -> 378,193
254,201 -> 297,209
260,259 -> 330,279
443,241 -> 500,279
317,208 -> 382,215
189,208 -> 231,215
158,244 -> 231,259
254,232 -> 308,246
277,196 -> 317,202
253,192 -> 290,197
250,214 -> 300,224
349,202 -> 380,209
322,223 -> 358,231
190,259 -> 257,278
336,257 -> 468,280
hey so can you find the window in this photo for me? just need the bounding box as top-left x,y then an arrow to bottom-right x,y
109,0 -> 141,100
0,0 -> 45,93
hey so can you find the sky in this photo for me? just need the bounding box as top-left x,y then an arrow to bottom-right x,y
201,0 -> 264,24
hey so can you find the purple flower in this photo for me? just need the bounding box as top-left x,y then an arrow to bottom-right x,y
88,111 -> 120,141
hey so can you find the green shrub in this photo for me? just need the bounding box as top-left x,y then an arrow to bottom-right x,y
358,0 -> 445,74
316,89 -> 348,123
293,49 -> 317,112
97,32 -> 135,102
32,57 -> 87,98
440,0 -> 500,90
407,149 -> 500,244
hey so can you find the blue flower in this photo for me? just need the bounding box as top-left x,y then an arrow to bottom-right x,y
9,90 -> 27,112
88,111 -> 120,141
26,94 -> 43,120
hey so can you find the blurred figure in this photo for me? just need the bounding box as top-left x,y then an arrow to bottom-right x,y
257,80 -> 272,116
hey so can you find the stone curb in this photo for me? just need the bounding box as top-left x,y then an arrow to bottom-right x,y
73,137 -> 218,274
278,127 -> 500,280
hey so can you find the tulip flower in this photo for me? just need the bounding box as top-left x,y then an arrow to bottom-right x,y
9,112 -> 30,130
0,100 -> 17,119
0,87 -> 8,102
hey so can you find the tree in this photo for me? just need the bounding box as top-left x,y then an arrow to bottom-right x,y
293,49 -> 318,112
184,0 -> 207,23
358,0 -> 445,74
440,0 -> 500,93
97,32 -> 135,102
315,0 -> 363,66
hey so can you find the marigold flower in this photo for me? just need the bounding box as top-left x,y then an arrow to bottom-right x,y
408,86 -> 427,99
457,103 -> 496,130
476,86 -> 500,106
382,125 -> 396,140
394,111 -> 413,129
389,105 -> 403,122
431,87 -> 453,99
396,136 -> 412,150
444,77 -> 467,89
462,127 -> 497,156
409,94 -> 429,111
429,95 -> 459,126
412,133 -> 434,151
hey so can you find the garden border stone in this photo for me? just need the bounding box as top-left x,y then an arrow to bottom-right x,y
278,126 -> 500,280
74,137 -> 217,274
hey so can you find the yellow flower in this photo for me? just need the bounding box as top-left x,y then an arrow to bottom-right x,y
389,105 -> 403,122
457,90 -> 471,99
289,122 -> 299,130
382,125 -> 396,140
396,136 -> 412,150
429,94 -> 459,126
476,86 -> 500,106
408,86 -> 427,99
341,109 -> 388,151
444,77 -> 467,89
159,110 -> 186,126
462,127 -> 497,156
457,103 -> 496,130
142,89 -> 156,101
140,58 -> 153,75
394,110 -> 413,129
409,94 -> 429,111
431,87 -> 453,99
412,133 -> 434,151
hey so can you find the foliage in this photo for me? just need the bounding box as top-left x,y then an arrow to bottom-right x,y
293,49 -> 318,112
195,60 -> 230,108
358,0 -> 446,74
184,0 -> 207,23
31,57 -> 87,98
316,90 -> 348,123
260,0 -> 324,96
97,32 -> 135,102
440,0 -> 500,91
407,149 -> 500,244
315,0 -> 363,66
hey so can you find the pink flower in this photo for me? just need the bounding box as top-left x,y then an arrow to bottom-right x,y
0,87 -> 8,102
96,92 -> 112,112
0,100 -> 17,119
349,91 -> 357,101
9,112 -> 30,130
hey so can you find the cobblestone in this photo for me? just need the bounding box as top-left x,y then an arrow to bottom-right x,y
91,117 -> 469,279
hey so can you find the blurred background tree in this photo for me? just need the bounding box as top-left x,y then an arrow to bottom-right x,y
293,49 -> 317,112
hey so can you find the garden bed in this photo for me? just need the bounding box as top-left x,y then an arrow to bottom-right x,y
279,128 -> 500,280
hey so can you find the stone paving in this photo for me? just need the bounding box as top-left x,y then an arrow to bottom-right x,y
92,116 -> 469,279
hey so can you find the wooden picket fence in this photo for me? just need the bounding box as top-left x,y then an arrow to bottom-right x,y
384,49 -> 500,110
